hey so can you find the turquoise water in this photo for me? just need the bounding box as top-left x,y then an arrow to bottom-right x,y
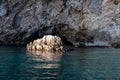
0,47 -> 120,80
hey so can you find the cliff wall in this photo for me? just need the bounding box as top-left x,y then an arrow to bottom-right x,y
0,0 -> 120,47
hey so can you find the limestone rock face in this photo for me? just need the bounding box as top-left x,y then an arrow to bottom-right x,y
0,0 -> 119,47
83,0 -> 120,46
27,35 -> 63,52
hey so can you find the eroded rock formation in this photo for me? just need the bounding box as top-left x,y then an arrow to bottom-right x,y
27,35 -> 63,51
0,0 -> 120,47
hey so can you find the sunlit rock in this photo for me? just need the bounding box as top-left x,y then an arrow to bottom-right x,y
27,35 -> 64,52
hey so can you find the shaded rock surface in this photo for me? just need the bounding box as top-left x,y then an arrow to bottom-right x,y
0,0 -> 120,47
27,35 -> 63,52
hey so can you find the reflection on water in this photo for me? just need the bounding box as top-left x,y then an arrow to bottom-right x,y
1,47 -> 120,80
0,47 -> 63,80
27,50 -> 63,62
27,51 -> 63,70
25,50 -> 63,80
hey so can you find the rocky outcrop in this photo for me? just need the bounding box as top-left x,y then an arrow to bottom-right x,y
27,35 -> 63,52
0,0 -> 120,47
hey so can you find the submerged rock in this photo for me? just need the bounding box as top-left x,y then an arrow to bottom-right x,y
27,35 -> 64,52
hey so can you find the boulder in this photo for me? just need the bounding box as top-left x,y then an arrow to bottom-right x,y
27,35 -> 64,52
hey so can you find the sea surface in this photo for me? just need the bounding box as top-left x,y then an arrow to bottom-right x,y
0,47 -> 120,80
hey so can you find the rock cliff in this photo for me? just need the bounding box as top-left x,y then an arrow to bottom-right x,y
0,0 -> 120,47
